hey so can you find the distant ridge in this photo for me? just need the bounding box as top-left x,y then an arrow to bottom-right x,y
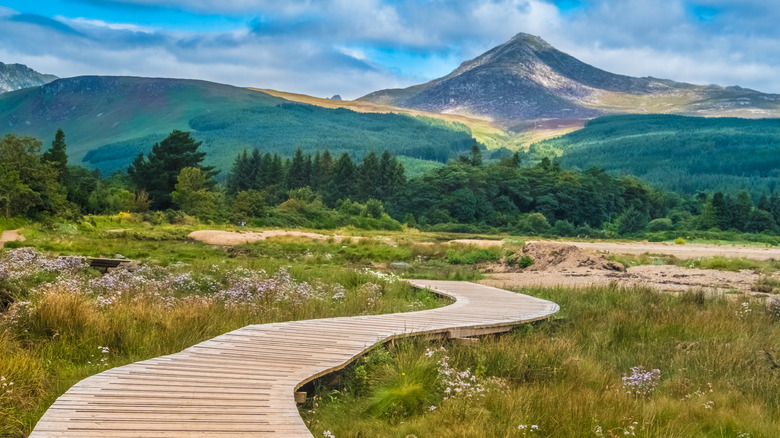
0,62 -> 57,93
360,33 -> 780,128
0,75 -> 477,174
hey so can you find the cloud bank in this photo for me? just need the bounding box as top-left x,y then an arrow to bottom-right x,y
0,0 -> 779,99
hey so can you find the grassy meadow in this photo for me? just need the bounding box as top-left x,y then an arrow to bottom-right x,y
1,220 -> 501,437
304,286 -> 780,438
2,217 -> 780,437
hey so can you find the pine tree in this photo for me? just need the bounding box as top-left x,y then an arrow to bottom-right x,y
43,129 -> 68,182
127,130 -> 216,210
319,150 -> 333,188
357,151 -> 380,201
733,191 -> 753,231
226,149 -> 262,194
311,152 -> 323,191
326,153 -> 355,205
378,151 -> 405,200
227,150 -> 249,195
711,192 -> 732,230
259,153 -> 275,187
469,145 -> 483,166
286,149 -> 309,190
270,154 -> 285,185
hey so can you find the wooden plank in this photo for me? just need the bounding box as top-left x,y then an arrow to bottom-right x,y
31,280 -> 559,437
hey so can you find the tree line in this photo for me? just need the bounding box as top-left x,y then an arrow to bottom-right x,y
4,128 -> 780,239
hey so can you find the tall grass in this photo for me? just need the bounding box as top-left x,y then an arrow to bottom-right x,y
0,245 -> 448,437
305,286 -> 780,437
609,253 -> 780,274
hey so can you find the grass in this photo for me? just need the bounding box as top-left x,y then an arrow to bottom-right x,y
304,285 -> 780,437
0,218 -> 25,235
0,223 -> 468,437
5,217 -> 780,436
609,253 -> 780,274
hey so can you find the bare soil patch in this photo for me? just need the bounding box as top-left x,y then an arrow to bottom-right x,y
520,241 -> 624,272
449,239 -> 504,248
482,241 -> 768,294
531,240 -> 780,261
482,266 -> 761,294
189,230 -> 362,245
0,230 -> 24,249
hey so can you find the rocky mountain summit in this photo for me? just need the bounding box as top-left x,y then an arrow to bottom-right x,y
360,33 -> 780,128
0,62 -> 57,93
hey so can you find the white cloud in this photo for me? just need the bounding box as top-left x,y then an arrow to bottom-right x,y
62,17 -> 153,32
3,0 -> 780,98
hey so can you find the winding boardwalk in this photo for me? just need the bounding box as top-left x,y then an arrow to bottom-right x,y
31,280 -> 559,437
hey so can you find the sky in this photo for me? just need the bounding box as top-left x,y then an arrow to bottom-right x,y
0,0 -> 779,99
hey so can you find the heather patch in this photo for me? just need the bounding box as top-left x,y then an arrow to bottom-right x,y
0,246 -> 446,437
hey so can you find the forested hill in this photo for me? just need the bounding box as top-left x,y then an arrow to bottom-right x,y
0,76 -> 478,175
531,114 -> 780,197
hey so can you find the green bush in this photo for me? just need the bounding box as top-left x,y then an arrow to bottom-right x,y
552,220 -> 576,237
506,253 -> 535,269
2,240 -> 24,249
647,218 -> 673,232
517,213 -> 551,235
445,247 -> 503,265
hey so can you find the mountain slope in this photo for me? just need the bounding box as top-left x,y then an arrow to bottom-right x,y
360,33 -> 780,128
0,62 -> 57,93
532,114 -> 780,197
0,76 -> 477,174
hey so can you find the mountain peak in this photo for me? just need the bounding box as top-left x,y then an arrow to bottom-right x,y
0,62 -> 58,94
359,33 -> 780,127
506,32 -> 554,50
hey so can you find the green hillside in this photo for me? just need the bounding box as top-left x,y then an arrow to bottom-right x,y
531,114 -> 780,196
0,76 -> 478,175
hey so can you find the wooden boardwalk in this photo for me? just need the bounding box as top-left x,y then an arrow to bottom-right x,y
30,280 -> 559,437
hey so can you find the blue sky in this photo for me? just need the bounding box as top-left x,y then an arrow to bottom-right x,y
1,0 -> 779,99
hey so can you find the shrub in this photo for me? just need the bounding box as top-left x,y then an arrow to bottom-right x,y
506,253 -> 535,269
647,218 -> 673,232
615,208 -> 649,235
517,255 -> 534,268
446,247 -> 502,264
364,199 -> 385,219
2,240 -> 23,249
674,237 -> 687,245
517,213 -> 551,235
553,220 -> 576,237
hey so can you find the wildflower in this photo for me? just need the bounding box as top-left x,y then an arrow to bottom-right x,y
622,366 -> 661,398
2,375 -> 14,394
736,302 -> 752,318
518,424 -> 539,435
323,431 -> 335,438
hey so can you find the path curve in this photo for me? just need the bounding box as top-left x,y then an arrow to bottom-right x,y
0,229 -> 24,248
31,280 -> 558,437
